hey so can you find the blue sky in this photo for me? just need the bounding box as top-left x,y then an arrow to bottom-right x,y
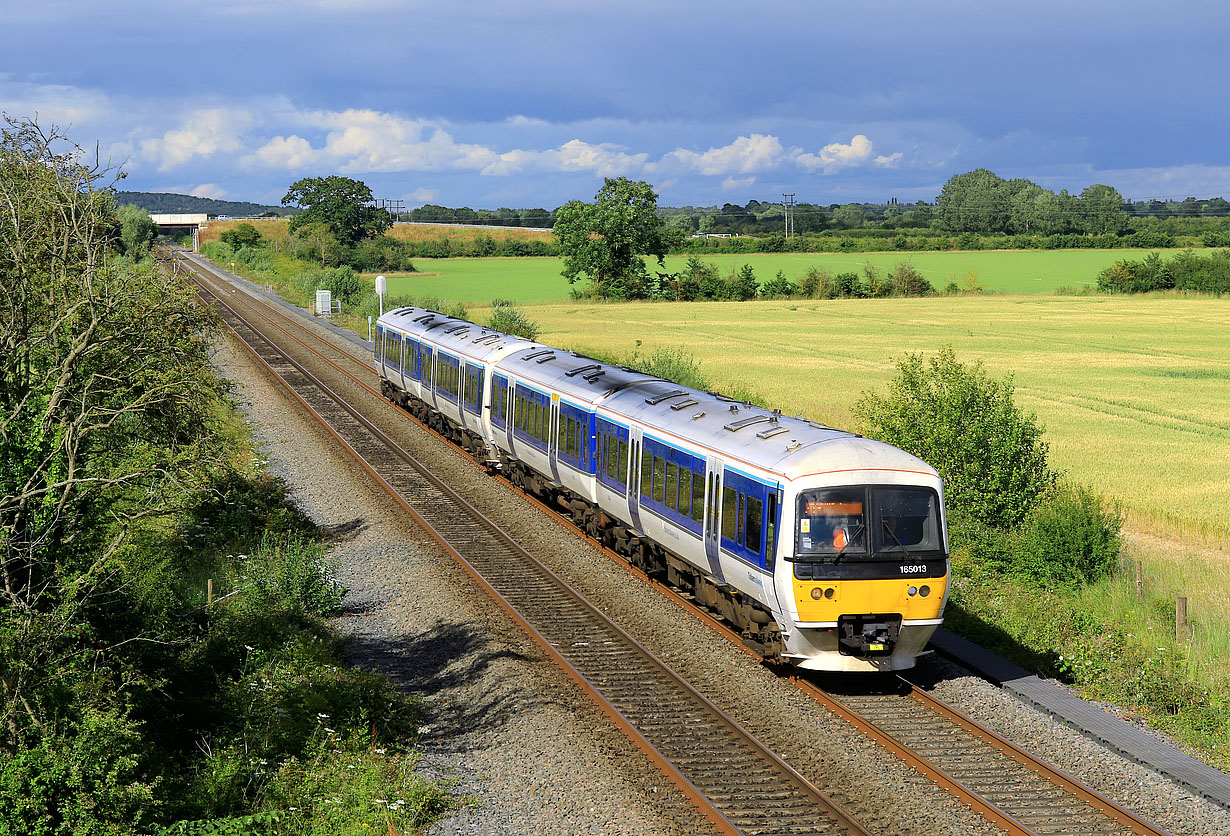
3,1 -> 1228,209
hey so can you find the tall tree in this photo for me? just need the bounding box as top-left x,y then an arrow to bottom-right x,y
1077,184 -> 1128,235
553,177 -> 668,298
935,169 -> 1011,234
282,175 -> 390,245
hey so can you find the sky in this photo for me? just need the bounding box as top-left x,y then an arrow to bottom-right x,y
3,0 -> 1229,210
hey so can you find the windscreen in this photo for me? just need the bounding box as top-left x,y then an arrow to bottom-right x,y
796,486 -> 942,559
796,488 -> 867,556
875,488 -> 942,554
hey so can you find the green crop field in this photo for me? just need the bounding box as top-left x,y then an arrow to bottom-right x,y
383,249 -> 1211,303
497,295 -> 1230,543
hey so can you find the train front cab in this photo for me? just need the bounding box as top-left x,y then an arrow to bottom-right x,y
776,478 -> 949,672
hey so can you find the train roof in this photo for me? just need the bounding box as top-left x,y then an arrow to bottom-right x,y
377,307 -> 940,486
379,306 -> 533,364
600,382 -> 938,484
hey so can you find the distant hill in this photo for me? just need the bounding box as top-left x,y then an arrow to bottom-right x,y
113,192 -> 298,217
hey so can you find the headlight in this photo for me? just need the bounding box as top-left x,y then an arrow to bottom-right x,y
919,585 -> 931,597
907,586 -> 918,597
811,587 -> 823,600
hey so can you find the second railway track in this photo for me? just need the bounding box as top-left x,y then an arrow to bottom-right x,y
185,252 -> 1178,836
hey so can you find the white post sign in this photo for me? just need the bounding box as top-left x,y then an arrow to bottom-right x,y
375,274 -> 386,317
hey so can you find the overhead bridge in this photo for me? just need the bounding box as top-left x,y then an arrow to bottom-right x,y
149,214 -> 209,251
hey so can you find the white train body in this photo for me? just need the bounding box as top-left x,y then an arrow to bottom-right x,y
375,307 -> 950,672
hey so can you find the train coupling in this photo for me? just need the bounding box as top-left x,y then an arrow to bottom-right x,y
837,614 -> 902,657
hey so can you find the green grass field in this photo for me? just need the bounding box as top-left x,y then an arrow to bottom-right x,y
385,249 -> 1211,303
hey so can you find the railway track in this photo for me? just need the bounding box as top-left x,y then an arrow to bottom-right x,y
182,252 -> 1172,836
187,258 -> 869,836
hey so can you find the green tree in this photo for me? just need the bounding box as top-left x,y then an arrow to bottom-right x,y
553,177 -> 668,299
115,203 -> 157,257
854,347 -> 1056,530
1077,184 -> 1128,235
219,221 -> 263,250
283,176 -> 390,245
935,169 -> 1010,234
832,204 -> 866,229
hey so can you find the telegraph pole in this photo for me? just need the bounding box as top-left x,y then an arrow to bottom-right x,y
375,198 -> 405,223
782,193 -> 796,239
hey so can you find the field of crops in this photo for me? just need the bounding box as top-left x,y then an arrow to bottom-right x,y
499,295 -> 1230,542
389,248 -> 1213,302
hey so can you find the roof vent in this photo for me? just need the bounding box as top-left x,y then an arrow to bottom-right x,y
669,399 -> 699,411
522,349 -> 554,363
691,411 -> 706,420
756,426 -> 789,440
566,363 -> 602,377
729,404 -> 739,413
786,440 -> 803,452
646,389 -> 688,405
724,415 -> 772,432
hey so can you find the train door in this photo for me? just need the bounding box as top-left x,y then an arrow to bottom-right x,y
548,394 -> 561,483
421,345 -> 435,409
703,456 -> 726,582
627,426 -> 644,533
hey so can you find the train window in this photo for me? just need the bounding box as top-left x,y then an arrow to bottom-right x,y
692,472 -> 705,523
875,488 -> 942,553
652,456 -> 665,503
677,469 -> 690,518
618,440 -> 628,485
765,494 -> 777,569
641,448 -> 651,496
796,488 -> 867,557
665,462 -> 678,511
747,495 -> 763,555
722,486 -> 737,540
557,414 -> 567,451
737,493 -> 746,547
568,417 -> 577,457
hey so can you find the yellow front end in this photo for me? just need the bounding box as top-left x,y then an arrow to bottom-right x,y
793,574 -> 947,624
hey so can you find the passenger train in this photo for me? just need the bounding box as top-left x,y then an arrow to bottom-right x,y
375,306 -> 949,672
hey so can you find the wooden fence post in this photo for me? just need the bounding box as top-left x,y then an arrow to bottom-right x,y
207,578 -> 214,608
1176,597 -> 1188,642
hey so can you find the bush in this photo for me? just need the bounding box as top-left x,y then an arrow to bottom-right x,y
1011,484 -> 1122,588
0,708 -> 158,836
295,266 -> 362,304
887,261 -> 935,296
854,347 -> 1056,530
219,223 -> 262,251
486,298 -> 539,340
350,235 -> 416,272
1097,252 -> 1173,293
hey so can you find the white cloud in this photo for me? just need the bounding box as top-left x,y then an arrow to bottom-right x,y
874,152 -> 903,168
189,183 -> 229,199
796,134 -> 876,173
657,133 -> 785,175
245,135 -> 319,170
140,108 -> 251,171
409,187 -> 439,203
722,176 -> 755,191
